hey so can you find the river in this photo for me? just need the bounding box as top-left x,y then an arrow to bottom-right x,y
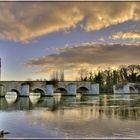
0,94 -> 140,138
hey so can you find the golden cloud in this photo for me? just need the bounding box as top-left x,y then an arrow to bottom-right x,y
26,43 -> 140,74
0,2 -> 140,42
111,31 -> 140,40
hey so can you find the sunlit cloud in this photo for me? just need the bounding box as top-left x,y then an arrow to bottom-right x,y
26,43 -> 140,78
0,2 -> 140,42
111,31 -> 140,40
98,37 -> 105,42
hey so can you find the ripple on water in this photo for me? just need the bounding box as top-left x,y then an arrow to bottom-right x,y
1,95 -> 140,138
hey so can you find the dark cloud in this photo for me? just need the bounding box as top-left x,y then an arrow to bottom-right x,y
26,43 -> 140,72
0,2 -> 140,42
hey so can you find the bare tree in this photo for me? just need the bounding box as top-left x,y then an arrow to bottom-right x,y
50,70 -> 65,81
78,68 -> 89,81
127,65 -> 140,82
59,69 -> 64,81
50,71 -> 58,81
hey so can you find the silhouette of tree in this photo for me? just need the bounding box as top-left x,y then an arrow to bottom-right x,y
78,69 -> 88,81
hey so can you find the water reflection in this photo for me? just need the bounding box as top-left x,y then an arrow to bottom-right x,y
0,94 -> 140,120
80,95 -> 99,104
60,96 -> 76,106
29,96 -> 40,105
5,95 -> 18,105
1,94 -> 140,138
42,97 -> 54,108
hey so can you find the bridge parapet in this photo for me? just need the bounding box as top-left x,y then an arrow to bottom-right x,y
0,81 -> 100,96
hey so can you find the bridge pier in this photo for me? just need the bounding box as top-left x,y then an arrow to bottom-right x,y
89,84 -> 99,95
67,84 -> 76,96
21,84 -> 30,97
46,85 -> 54,96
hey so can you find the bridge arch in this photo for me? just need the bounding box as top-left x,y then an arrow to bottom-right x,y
129,86 -> 136,93
77,86 -> 89,95
32,88 -> 45,96
55,87 -> 68,95
10,89 -> 20,96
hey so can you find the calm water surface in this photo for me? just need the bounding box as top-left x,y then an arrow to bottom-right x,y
1,94 -> 140,138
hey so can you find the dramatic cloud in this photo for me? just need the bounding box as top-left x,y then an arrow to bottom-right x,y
0,2 -> 140,42
26,43 -> 140,74
111,31 -> 140,40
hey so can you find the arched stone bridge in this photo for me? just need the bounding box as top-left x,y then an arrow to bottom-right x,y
113,83 -> 140,94
0,81 -> 99,97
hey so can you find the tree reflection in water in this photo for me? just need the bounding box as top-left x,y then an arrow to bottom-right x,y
0,94 -> 140,120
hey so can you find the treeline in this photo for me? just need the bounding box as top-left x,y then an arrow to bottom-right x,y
34,65 -> 140,93
50,70 -> 65,81
77,65 -> 140,93
34,70 -> 65,82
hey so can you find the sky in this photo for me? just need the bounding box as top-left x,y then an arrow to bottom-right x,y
0,1 -> 140,81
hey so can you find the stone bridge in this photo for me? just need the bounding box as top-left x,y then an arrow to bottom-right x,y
0,81 -> 99,97
113,83 -> 140,94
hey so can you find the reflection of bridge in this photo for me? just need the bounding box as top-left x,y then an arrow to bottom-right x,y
0,81 -> 99,97
1,95 -> 140,120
